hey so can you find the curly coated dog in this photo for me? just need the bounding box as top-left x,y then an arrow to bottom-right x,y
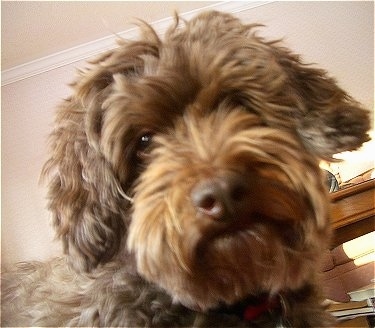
2,11 -> 370,327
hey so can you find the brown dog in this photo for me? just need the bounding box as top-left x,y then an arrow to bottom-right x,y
2,11 -> 370,327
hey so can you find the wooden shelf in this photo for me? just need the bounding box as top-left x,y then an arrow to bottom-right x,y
330,179 -> 375,247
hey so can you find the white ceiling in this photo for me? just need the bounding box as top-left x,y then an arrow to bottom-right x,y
1,1 -> 215,70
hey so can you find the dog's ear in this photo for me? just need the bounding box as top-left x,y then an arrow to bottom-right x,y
42,95 -> 128,272
297,101 -> 371,159
275,48 -> 371,159
42,26 -> 162,272
42,52 -> 137,272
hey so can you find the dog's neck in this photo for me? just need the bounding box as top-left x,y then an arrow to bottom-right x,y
210,293 -> 283,322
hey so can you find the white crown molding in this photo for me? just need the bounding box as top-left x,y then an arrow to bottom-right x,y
1,1 -> 272,86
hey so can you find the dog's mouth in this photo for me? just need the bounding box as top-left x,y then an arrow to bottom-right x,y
186,179 -> 310,276
192,209 -> 305,275
195,201 -> 304,250
196,217 -> 287,262
171,215 -> 307,313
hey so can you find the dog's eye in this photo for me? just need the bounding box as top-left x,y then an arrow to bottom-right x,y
140,134 -> 152,148
136,133 -> 154,159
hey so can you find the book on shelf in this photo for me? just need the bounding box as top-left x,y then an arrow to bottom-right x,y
327,297 -> 375,321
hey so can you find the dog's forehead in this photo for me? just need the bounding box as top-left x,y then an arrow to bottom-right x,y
95,10 -> 369,172
111,19 -> 269,130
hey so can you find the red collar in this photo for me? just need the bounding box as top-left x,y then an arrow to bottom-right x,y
211,294 -> 282,322
243,295 -> 281,321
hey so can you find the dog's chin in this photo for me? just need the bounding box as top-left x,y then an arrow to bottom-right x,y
175,232 -> 305,311
131,215 -> 323,313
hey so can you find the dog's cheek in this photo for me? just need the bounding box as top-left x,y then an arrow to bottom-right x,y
127,182 -> 196,279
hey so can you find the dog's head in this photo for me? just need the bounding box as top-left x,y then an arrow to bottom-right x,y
43,11 -> 370,310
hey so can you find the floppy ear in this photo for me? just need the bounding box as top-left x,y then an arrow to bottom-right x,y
272,43 -> 370,160
42,83 -> 128,272
42,51 -> 137,272
275,48 -> 371,159
298,102 -> 370,159
42,24 -> 163,272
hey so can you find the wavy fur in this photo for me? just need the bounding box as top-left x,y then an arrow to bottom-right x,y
2,10 -> 370,327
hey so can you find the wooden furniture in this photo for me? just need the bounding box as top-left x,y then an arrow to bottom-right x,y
330,179 -> 375,248
324,180 -> 374,327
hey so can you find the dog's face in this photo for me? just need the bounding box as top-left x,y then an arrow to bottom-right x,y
127,107 -> 329,310
44,11 -> 370,311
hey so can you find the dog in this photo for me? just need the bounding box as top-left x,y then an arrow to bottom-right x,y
2,10 -> 370,327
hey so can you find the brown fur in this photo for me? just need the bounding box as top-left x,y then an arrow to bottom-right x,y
2,11 -> 370,327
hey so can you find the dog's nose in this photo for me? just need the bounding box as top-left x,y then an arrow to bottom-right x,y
191,175 -> 249,221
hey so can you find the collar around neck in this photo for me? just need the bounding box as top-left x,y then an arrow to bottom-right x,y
211,294 -> 283,322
